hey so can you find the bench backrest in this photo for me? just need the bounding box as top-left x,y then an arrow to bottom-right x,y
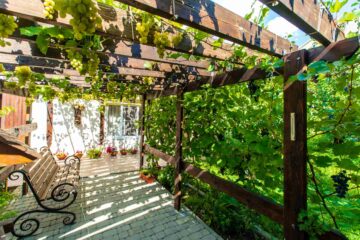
27,147 -> 59,200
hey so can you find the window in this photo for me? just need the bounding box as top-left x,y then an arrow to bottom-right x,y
106,105 -> 139,139
122,106 -> 138,136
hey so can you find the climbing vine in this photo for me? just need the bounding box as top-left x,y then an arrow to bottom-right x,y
0,0 -> 359,239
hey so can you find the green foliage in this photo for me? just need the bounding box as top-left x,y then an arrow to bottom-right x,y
0,183 -> 17,221
298,210 -> 331,239
87,148 -> 102,159
145,50 -> 360,239
0,13 -> 18,47
0,106 -> 14,117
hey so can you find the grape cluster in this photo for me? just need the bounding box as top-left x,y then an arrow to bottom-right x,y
143,76 -> 154,85
171,33 -> 183,47
136,14 -> 154,44
154,32 -> 170,58
15,66 -> 32,86
68,50 -> 84,73
43,0 -> 56,19
54,0 -> 102,40
331,170 -> 351,198
67,48 -> 100,76
0,14 -> 18,47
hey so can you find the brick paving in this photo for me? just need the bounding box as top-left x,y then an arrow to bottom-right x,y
4,171 -> 222,240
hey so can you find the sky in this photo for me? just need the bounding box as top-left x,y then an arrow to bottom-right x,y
211,0 -> 358,48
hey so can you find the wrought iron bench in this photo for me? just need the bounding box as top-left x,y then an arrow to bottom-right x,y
8,146 -> 80,237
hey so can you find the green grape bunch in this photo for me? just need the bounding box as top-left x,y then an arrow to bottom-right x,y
171,33 -> 183,47
15,66 -> 32,87
136,13 -> 154,44
154,32 -> 170,58
67,49 -> 84,73
0,14 -> 18,47
43,0 -> 56,20
54,0 -> 102,40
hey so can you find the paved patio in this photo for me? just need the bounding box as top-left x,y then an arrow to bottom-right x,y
4,156 -> 222,240
79,154 -> 141,177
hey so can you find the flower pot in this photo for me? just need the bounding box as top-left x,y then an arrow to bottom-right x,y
110,151 -> 118,157
74,153 -> 83,159
120,151 -> 127,155
140,173 -> 155,184
56,154 -> 67,160
130,149 -> 138,154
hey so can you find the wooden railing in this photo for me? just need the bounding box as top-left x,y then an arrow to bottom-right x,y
144,144 -> 347,240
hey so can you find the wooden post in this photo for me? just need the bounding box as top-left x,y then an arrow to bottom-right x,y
99,111 -> 105,145
139,94 -> 146,169
283,50 -> 308,240
46,101 -> 53,147
174,89 -> 184,210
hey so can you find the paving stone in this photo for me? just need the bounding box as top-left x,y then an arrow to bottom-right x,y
5,167 -> 222,240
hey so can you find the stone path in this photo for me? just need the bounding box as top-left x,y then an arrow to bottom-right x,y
5,171 -> 223,240
79,154 -> 141,177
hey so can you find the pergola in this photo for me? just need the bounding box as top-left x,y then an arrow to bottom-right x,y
0,0 -> 358,239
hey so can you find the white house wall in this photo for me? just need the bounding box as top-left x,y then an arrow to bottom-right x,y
50,99 -> 100,154
30,99 -> 140,155
30,99 -> 47,150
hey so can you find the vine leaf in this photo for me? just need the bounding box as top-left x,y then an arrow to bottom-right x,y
36,33 -> 50,55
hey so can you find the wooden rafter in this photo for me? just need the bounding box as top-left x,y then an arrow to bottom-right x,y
259,0 -> 345,45
116,0 -> 297,56
1,37 -> 211,77
0,0 -> 246,62
147,36 -> 359,99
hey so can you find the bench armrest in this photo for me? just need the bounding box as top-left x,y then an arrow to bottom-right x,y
64,155 -> 80,167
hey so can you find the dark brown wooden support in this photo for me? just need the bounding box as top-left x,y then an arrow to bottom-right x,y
46,101 -> 53,147
99,111 -> 105,145
174,90 -> 184,210
139,94 -> 146,169
283,50 -> 308,240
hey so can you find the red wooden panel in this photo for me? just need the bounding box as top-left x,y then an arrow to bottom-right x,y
1,93 -> 28,142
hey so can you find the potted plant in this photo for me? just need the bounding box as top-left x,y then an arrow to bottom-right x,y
55,151 -> 68,160
74,150 -> 83,159
120,148 -> 127,155
87,148 -> 102,159
106,146 -> 118,157
139,167 -> 158,184
130,148 -> 138,154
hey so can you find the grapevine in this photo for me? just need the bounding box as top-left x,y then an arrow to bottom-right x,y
171,33 -> 183,47
15,66 -> 32,87
0,14 -> 18,47
43,0 -> 56,20
66,46 -> 100,76
143,76 -> 155,85
154,32 -> 170,58
136,13 -> 154,44
54,0 -> 102,40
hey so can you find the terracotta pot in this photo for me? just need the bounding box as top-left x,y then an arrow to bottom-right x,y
140,173 -> 155,184
74,153 -> 83,159
56,154 -> 67,160
110,151 -> 118,157
130,149 -> 138,154
120,151 -> 127,155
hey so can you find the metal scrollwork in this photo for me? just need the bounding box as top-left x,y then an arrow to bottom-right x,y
64,155 -> 80,166
8,158 -> 78,237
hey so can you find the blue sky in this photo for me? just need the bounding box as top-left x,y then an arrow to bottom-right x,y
211,0 -> 357,48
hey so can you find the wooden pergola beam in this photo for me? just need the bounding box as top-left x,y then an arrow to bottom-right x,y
259,0 -> 345,45
0,0 -> 243,62
0,54 -> 204,83
1,38 -> 211,77
147,36 -> 359,99
116,0 -> 297,56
